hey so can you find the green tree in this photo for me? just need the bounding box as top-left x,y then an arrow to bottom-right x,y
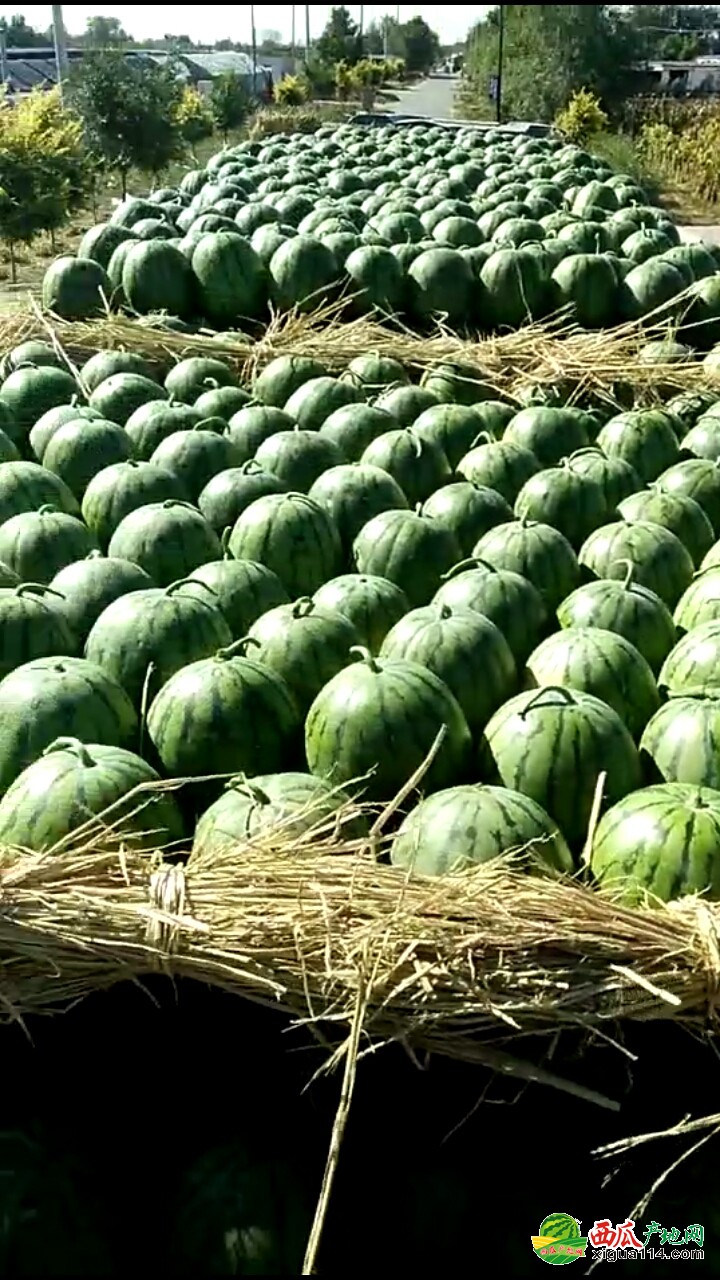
465,5 -> 640,123
84,15 -> 129,47
316,7 -> 363,66
70,52 -> 185,197
0,14 -> 47,47
400,15 -> 441,74
210,72 -> 253,141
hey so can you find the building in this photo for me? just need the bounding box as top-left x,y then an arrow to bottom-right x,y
0,45 -> 271,97
644,56 -> 720,94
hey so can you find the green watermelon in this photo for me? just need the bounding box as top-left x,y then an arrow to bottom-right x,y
50,553 -> 154,643
354,510 -> 462,608
3,339 -> 61,372
503,406 -> 590,467
656,458 -> 720,535
254,428 -> 344,494
514,463 -> 608,550
564,446 -> 640,513
618,487 -> 714,568
472,518 -> 580,610
456,437 -> 540,504
192,232 -> 268,322
319,404 -> 397,461
269,235 -> 339,313
198,461 -> 288,534
0,583 -> 78,679
374,385 -> 442,428
313,574 -> 409,655
480,247 -> 547,328
81,350 -> 154,394
41,256 -> 110,320
408,247 -> 475,325
421,482 -> 513,556
0,365 -> 80,449
641,697 -> 720,790
557,568 -> 676,675
481,685 -> 642,848
590,783 -> 720,902
0,428 -> 20,464
107,500 -> 221,588
165,358 -> 236,404
622,259 -> 687,320
84,579 -> 233,707
434,556 -> 548,663
658,621 -> 720,698
147,640 -> 300,783
551,252 -> 619,327
411,404 -> 492,469
0,656 -> 138,797
0,737 -> 184,855
187,553 -> 289,638
89,373 -> 167,426
122,240 -> 195,317
0,561 -> 19,587
150,427 -> 241,501
0,460 -> 80,524
41,417 -> 133,500
308,463 -> 408,553
227,406 -> 296,461
29,403 -> 104,463
193,772 -> 364,855
248,597 -> 360,716
78,221 -> 136,269
360,429 -> 451,505
194,384 -> 250,421
674,567 -> 720,632
284,376 -> 362,431
683,416 -> 720,463
667,391 -> 717,430
380,602 -> 517,733
579,519 -> 694,609
346,353 -> 409,392
390,784 -> 573,875
419,362 -> 496,409
0,506 -> 97,584
526,626 -> 660,739
82,460 -> 187,550
253,355 -> 328,407
228,492 -> 342,598
345,244 -> 404,315
125,401 -> 206,460
596,409 -> 680,484
305,648 -> 473,803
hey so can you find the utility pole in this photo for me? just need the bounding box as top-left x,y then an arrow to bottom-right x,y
305,4 -> 311,64
250,2 -> 257,96
0,27 -> 7,89
496,3 -> 505,124
291,5 -> 296,69
51,4 -> 69,99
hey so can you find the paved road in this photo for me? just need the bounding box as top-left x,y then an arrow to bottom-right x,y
386,74 -> 460,120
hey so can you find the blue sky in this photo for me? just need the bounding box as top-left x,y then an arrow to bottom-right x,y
0,5 -> 487,45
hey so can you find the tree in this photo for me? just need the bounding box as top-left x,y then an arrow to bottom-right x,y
85,15 -> 129,48
400,15 -> 440,74
316,7 -> 362,66
210,72 -> 253,141
0,14 -> 47,48
175,86 -> 215,148
465,6 -> 640,123
70,53 -> 185,197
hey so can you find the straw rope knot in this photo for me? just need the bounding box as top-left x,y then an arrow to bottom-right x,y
145,863 -> 188,956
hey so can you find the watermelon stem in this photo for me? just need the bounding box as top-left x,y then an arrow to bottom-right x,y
350,644 -> 380,672
611,558 -> 636,591
441,558 -> 497,581
15,583 -> 66,601
521,686 -> 577,716
292,598 -> 316,618
165,578 -> 218,599
217,637 -> 261,660
139,662 -> 156,758
43,737 -> 95,767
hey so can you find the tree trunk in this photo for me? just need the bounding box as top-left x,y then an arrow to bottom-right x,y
121,168 -> 128,200
9,242 -> 16,285
49,228 -> 56,253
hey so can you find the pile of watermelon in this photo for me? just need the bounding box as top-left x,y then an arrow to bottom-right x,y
4,335 -> 720,906
40,120 -> 720,338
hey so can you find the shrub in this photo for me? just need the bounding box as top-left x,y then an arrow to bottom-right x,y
273,75 -> 309,107
555,88 -> 609,144
175,85 -> 215,148
210,72 -> 253,140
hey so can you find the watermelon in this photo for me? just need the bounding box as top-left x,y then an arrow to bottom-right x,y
408,247 -> 474,325
674,567 -> 720,632
187,553 -> 289,638
480,246 -> 547,328
313,574 -> 409,654
434,558 -> 548,665
503,406 -> 590,467
374,385 -> 442,427
557,567 -> 677,675
456,436 -> 540,504
590,783 -> 720,902
268,235 -> 339,313
82,460 -> 186,550
564,446 -> 640,513
0,656 -> 138,797
150,427 -> 241,501
253,355 -> 328,407
344,244 -> 404,314
421,482 -> 513,556
0,738 -> 184,855
78,222 -> 136,269
419,362 -> 496,409
122,240 -> 195,317
84,579 -> 233,707
472,518 -> 580,610
0,428 -> 20,464
390,784 -> 573,875
656,458 -> 720,535
125,400 -> 206,461
579,519 -> 694,609
147,640 -> 300,783
596,409 -> 680,484
107,500 -> 221,588
481,685 -> 642,848
0,561 -> 19,587
667,391 -> 717,430
550,252 -> 619,327
81,350 -> 154,394
526,626 -> 660,739
319,404 -> 397,461
0,460 -> 80,524
619,487 -> 714,568
193,772 -> 364,855
165,358 -> 236,404
622,259 -> 687,320
641,697 -> 720,790
3,339 -> 61,372
254,428 -> 344,494
305,648 -> 473,803
41,256 -> 110,320
360,429 -> 451,505
248,597 -> 360,716
353,510 -> 462,608
346,353 -> 409,392
308,463 -> 408,553
228,492 -> 341,598
379,602 -> 517,733
683,416 -> 720,463
29,403 -> 104,463
514,463 -> 607,549
50,553 -> 154,643
194,384 -> 250,421
658,621 -> 720,698
41,417 -> 133,500
0,583 -> 78,678
411,404 -> 492,468
227,406 -> 296,461
89,373 -> 167,426
0,365 -> 79,449
284,376 -> 362,431
192,232 -> 268,322
198,461 -> 288,535
0,506 -> 97,584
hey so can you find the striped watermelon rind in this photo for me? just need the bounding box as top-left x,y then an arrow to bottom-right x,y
539,1214 -> 582,1242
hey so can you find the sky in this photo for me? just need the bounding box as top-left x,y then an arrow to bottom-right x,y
0,5 -> 487,45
